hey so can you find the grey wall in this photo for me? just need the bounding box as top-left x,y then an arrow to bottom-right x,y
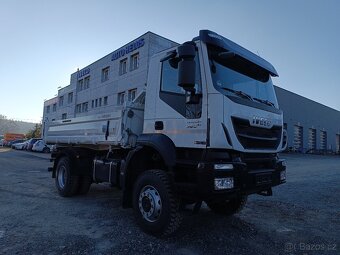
275,86 -> 340,153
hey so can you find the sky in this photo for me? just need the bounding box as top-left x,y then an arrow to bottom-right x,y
0,0 -> 339,123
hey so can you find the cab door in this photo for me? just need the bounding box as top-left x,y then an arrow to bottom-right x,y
152,42 -> 208,149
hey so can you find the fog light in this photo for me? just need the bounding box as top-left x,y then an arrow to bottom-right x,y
214,163 -> 233,170
214,177 -> 234,190
280,170 -> 286,181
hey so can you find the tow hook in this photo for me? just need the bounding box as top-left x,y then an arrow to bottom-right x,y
257,188 -> 273,196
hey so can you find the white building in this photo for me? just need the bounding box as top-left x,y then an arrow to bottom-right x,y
43,32 -> 177,122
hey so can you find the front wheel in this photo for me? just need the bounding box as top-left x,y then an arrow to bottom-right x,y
55,157 -> 79,197
206,196 -> 248,215
133,169 -> 182,236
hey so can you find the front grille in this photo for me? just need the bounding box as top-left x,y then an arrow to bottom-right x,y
240,153 -> 277,169
232,117 -> 282,150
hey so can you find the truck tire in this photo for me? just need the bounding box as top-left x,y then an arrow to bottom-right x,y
133,169 -> 182,236
55,157 -> 79,197
206,196 -> 247,215
77,175 -> 92,195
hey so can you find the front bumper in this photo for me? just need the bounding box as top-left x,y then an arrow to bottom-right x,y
178,158 -> 286,201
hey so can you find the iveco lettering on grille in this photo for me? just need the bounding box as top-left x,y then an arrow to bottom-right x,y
251,116 -> 273,128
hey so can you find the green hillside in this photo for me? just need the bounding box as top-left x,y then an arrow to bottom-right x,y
0,115 -> 37,135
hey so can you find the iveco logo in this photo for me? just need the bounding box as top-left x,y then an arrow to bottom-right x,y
251,116 -> 273,128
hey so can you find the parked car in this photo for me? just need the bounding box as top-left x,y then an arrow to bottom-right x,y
9,139 -> 26,148
21,141 -> 28,150
12,142 -> 26,150
32,140 -> 51,153
26,138 -> 42,151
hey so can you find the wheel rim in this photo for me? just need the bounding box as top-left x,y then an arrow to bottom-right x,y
138,185 -> 162,222
57,166 -> 67,189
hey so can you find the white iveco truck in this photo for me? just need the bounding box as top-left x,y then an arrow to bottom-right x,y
45,30 -> 287,236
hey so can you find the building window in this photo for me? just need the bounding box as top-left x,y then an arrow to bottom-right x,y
308,128 -> 316,151
117,92 -> 125,105
46,105 -> 50,114
82,102 -> 88,112
78,79 -> 84,91
53,103 -> 57,112
95,99 -> 98,107
59,96 -> 64,107
91,100 -> 94,108
68,92 -> 73,103
104,96 -> 108,106
84,76 -> 90,89
293,125 -> 303,152
102,67 -> 110,82
128,89 -> 137,102
336,134 -> 340,154
62,113 -> 67,120
99,98 -> 102,107
130,53 -> 139,71
76,104 -> 81,113
320,130 -> 327,151
119,58 -> 127,75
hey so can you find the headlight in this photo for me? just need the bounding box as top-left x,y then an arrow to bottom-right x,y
280,170 -> 286,181
214,163 -> 233,170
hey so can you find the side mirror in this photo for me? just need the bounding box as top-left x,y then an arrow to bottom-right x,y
177,42 -> 196,90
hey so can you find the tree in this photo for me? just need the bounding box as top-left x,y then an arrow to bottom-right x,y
26,123 -> 42,138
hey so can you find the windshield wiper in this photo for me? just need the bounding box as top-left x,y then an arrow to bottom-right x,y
253,97 -> 275,107
221,87 -> 275,107
221,87 -> 253,101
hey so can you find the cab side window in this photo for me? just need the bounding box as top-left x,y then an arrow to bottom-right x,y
161,60 -> 185,94
160,54 -> 202,119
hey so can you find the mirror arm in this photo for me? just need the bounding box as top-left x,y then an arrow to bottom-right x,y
160,50 -> 177,62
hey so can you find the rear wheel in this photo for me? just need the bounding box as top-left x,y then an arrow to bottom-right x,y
55,157 -> 79,197
133,169 -> 182,236
206,196 -> 247,215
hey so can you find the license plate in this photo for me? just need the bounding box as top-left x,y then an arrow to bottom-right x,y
256,174 -> 272,186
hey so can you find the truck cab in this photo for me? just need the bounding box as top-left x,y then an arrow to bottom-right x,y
140,30 -> 286,195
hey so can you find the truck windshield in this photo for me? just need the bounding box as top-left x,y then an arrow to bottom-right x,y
208,45 -> 278,108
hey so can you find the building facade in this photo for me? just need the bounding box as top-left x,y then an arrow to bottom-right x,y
43,31 -> 178,122
275,86 -> 340,154
43,31 -> 340,154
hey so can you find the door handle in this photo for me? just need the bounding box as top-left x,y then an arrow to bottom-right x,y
155,121 -> 164,130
